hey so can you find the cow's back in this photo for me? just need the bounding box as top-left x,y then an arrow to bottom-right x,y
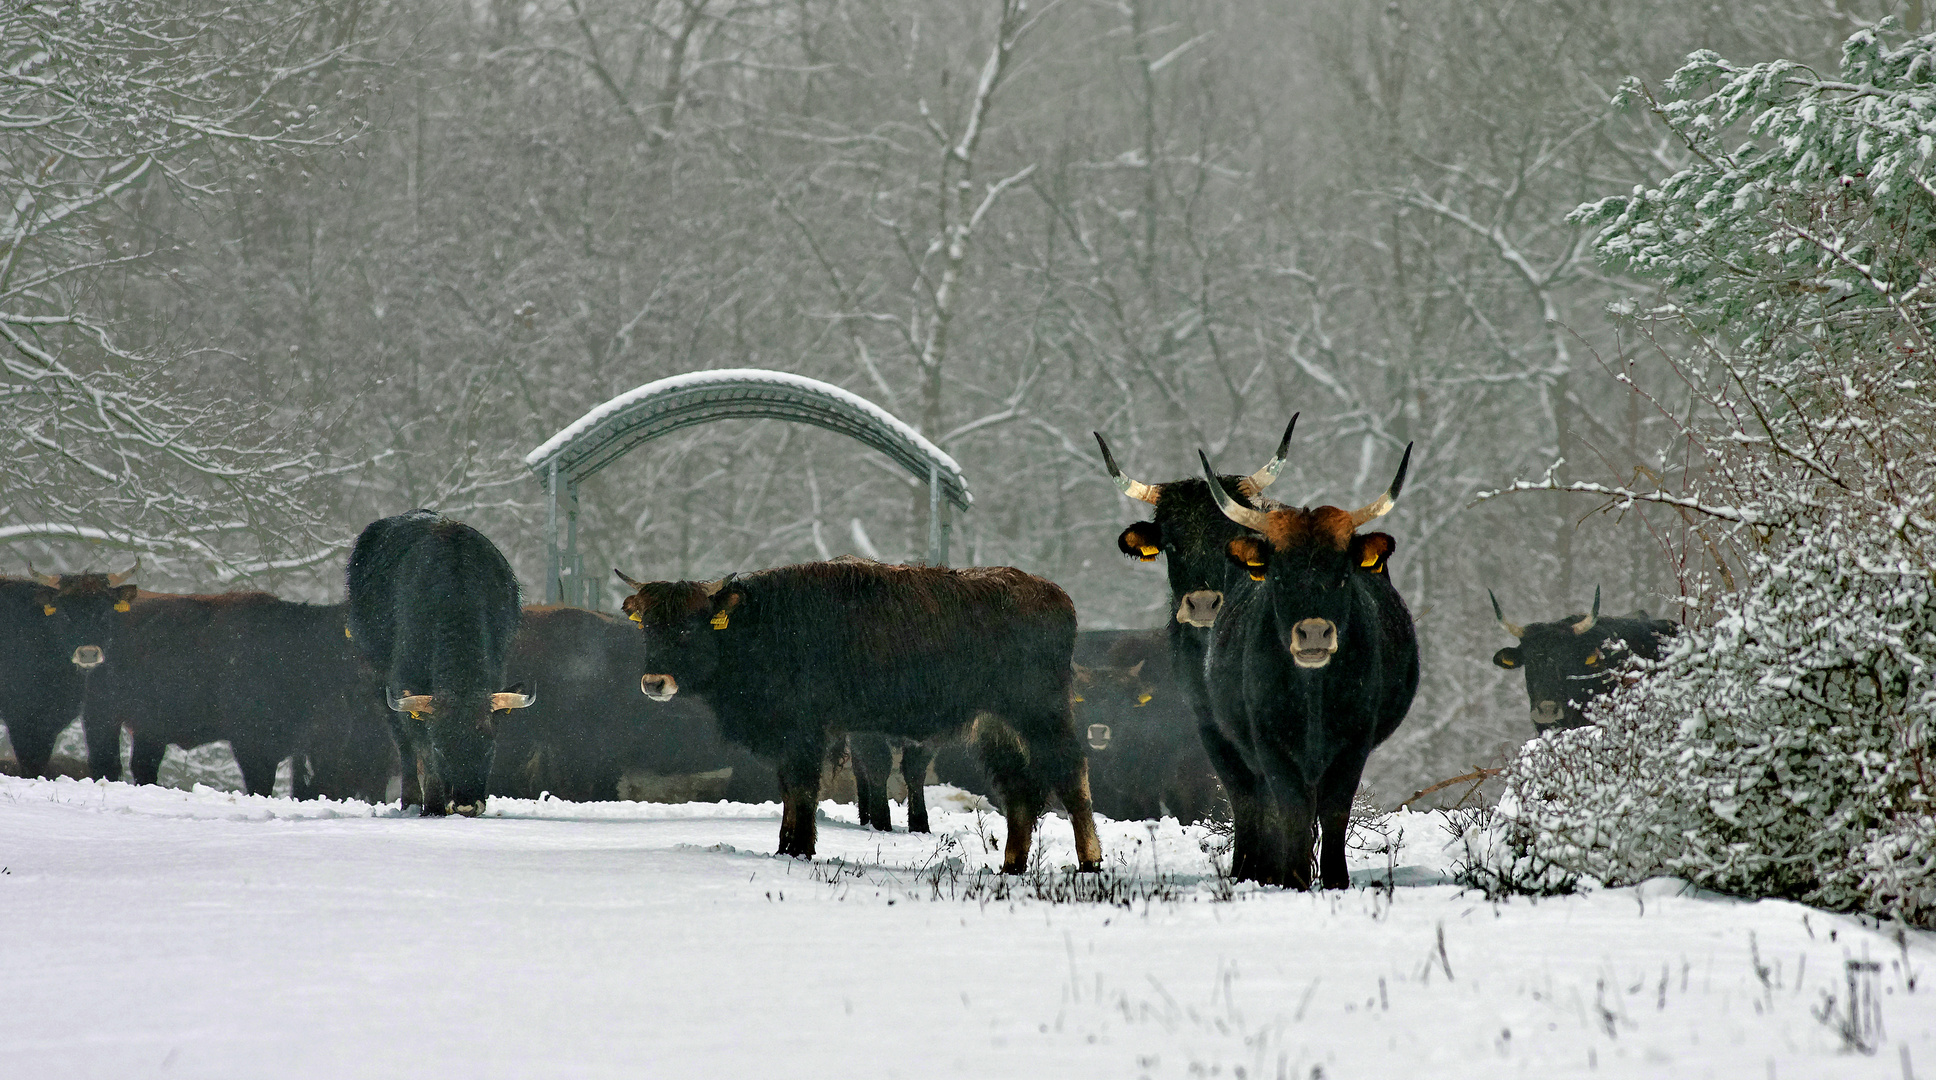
735,563 -> 1071,715
347,511 -> 521,697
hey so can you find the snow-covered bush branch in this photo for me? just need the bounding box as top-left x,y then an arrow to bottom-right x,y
1488,25 -> 1936,926
1,1 -> 367,579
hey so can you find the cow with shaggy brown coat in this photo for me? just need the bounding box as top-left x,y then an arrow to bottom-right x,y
616,560 -> 1102,872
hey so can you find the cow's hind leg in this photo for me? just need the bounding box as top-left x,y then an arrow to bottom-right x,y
776,740 -> 825,859
847,732 -> 894,831
972,717 -> 1047,874
900,740 -> 934,834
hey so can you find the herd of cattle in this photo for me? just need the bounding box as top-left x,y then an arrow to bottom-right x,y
0,423 -> 1678,889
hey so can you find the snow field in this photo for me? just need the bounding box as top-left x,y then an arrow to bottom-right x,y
0,775 -> 1929,1079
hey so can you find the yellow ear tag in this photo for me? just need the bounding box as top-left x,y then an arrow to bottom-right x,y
115,601 -> 131,612
1584,651 -> 1599,666
1246,562 -> 1265,581
408,711 -> 423,720
1501,657 -> 1515,667
710,611 -> 730,630
1360,550 -> 1381,568
629,612 -> 643,625
1137,545 -> 1159,560
1136,692 -> 1152,706
344,625 -> 352,639
42,605 -> 56,616
1071,693 -> 1084,703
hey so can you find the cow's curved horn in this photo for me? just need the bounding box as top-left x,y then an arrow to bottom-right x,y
1199,450 -> 1272,533
1237,415 -> 1298,499
1489,590 -> 1524,639
699,578 -> 727,598
388,691 -> 434,714
105,556 -> 140,587
1095,432 -> 1161,505
25,562 -> 59,588
1344,442 -> 1414,528
614,568 -> 646,590
1570,585 -> 1601,635
491,691 -> 536,711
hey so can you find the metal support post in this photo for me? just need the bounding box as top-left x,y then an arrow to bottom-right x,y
926,462 -> 944,567
545,461 -> 562,604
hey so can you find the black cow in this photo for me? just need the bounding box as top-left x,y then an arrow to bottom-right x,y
489,604 -> 777,804
0,564 -> 138,778
82,591 -> 397,800
345,510 -> 532,816
1196,445 -> 1419,888
1489,587 -> 1678,734
616,560 -> 1102,872
1072,629 -> 1224,824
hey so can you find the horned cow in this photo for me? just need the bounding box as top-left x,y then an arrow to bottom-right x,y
345,510 -> 533,816
1196,445 -> 1419,888
1490,587 -> 1678,734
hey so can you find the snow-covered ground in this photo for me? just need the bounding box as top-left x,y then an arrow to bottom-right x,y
1,775 -> 1929,1079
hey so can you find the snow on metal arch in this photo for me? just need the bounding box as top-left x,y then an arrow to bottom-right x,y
525,369 -> 973,604
524,368 -> 972,510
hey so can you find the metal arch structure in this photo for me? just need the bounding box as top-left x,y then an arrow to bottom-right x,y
524,369 -> 973,606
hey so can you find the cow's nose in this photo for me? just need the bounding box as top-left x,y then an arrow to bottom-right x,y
1289,619 -> 1338,668
1176,590 -> 1223,627
1532,700 -> 1563,728
640,674 -> 680,701
71,645 -> 104,670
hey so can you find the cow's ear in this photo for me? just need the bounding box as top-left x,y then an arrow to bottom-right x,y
1350,532 -> 1396,574
708,590 -> 742,630
1117,523 -> 1162,561
1493,647 -> 1523,669
1226,536 -> 1269,580
112,584 -> 137,612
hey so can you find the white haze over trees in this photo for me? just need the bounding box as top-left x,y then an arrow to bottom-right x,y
3,0 -> 1929,803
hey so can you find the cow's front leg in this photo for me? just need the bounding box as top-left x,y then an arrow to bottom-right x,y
775,740 -> 825,858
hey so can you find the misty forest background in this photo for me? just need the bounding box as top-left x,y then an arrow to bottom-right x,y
7,0 -> 1920,802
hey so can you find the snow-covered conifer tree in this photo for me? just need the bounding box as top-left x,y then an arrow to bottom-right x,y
1489,24 -> 1936,925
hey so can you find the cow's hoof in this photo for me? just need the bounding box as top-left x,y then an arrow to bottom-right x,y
1077,861 -> 1103,874
450,801 -> 483,817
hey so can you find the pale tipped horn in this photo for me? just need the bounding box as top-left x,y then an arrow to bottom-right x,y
105,556 -> 140,587
1570,585 -> 1601,635
491,691 -> 536,711
388,691 -> 434,714
1198,450 -> 1273,533
699,578 -> 727,598
25,562 -> 59,588
1344,442 -> 1414,528
1489,590 -> 1524,639
614,568 -> 646,589
1094,432 -> 1161,505
1237,415 -> 1298,499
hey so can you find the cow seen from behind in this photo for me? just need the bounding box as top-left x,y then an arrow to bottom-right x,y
616,559 -> 1102,873
346,510 -> 533,816
1490,587 -> 1678,734
0,563 -> 138,778
1197,445 -> 1419,888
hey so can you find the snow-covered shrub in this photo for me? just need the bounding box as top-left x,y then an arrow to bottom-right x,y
1486,26 -> 1936,926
